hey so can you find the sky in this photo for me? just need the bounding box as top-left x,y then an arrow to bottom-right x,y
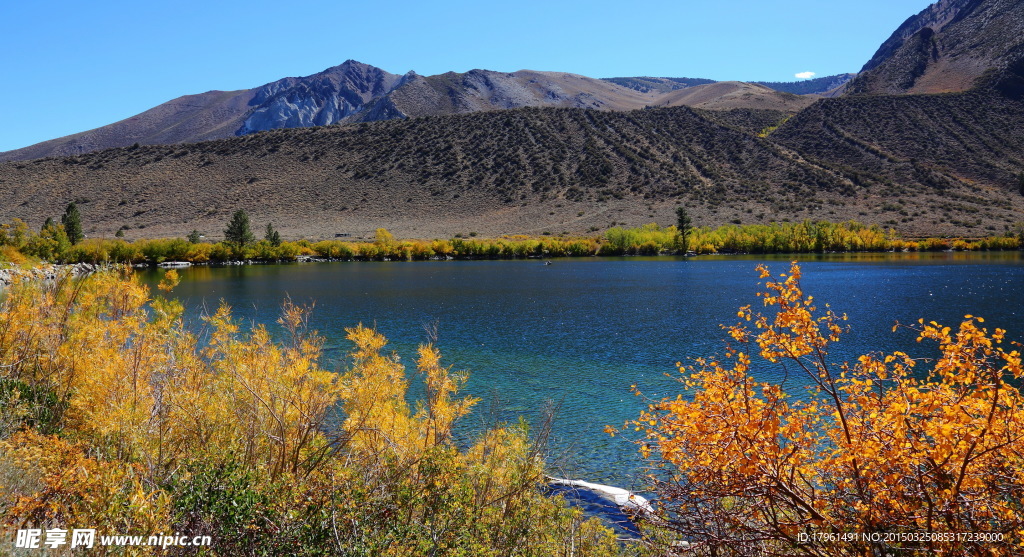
0,0 -> 932,153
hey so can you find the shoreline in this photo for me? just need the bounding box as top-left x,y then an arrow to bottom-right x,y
4,237 -> 1022,280
0,262 -> 102,286
8,247 -> 1023,280
145,247 -> 1022,267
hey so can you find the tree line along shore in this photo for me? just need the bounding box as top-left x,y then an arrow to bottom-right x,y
1,206 -> 1021,267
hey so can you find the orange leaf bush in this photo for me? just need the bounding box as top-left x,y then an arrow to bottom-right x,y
635,262 -> 1024,556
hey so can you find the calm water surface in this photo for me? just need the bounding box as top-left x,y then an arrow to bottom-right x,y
140,252 -> 1024,488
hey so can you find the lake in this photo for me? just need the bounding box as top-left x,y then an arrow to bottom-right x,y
140,252 -> 1024,489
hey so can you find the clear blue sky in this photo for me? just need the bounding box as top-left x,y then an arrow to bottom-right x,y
0,0 -> 931,153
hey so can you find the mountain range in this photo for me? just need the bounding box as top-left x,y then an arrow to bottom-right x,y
0,63 -> 849,163
1,0 -> 1022,241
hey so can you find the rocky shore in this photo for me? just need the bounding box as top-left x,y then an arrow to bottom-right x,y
0,263 -> 102,287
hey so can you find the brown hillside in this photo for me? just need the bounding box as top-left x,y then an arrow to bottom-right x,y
847,0 -> 1024,96
0,63 -> 824,162
352,70 -> 661,120
0,61 -> 405,162
2,104 -> 1021,242
0,89 -> 257,162
659,82 -> 816,112
773,90 -> 1024,232
600,76 -> 716,94
694,109 -> 793,136
0,106 -> 850,241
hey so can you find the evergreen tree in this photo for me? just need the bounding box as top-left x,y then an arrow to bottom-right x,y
61,202 -> 84,245
264,223 -> 281,247
187,230 -> 202,244
224,210 -> 255,247
675,206 -> 693,253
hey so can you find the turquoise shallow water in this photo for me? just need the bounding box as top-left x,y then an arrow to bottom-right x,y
139,252 -> 1024,488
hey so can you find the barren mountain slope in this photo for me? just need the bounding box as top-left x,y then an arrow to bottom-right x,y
658,82 -> 816,112
347,69 -> 662,121
0,89 -> 257,162
755,74 -> 856,96
0,61 -> 404,162
1,62 -> 830,161
602,74 -> 855,96
601,76 -> 717,94
847,0 -> 1024,95
0,106 -> 854,240
3,104 -> 1020,241
772,89 -> 1024,231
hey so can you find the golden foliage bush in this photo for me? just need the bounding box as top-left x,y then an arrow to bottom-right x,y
0,215 -> 1019,265
0,430 -> 170,534
632,262 -> 1024,555
0,269 -> 627,555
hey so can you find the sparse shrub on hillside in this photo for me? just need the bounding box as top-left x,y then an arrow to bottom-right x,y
6,98 -> 1024,238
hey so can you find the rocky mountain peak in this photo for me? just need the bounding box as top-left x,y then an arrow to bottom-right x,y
847,0 -> 1024,96
238,61 -> 404,135
859,0 -> 976,74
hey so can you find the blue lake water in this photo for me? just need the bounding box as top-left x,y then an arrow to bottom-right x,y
139,252 -> 1024,489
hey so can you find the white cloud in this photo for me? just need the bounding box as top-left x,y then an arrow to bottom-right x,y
794,71 -> 816,79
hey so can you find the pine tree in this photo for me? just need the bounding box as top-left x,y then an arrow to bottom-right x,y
675,206 -> 692,253
61,203 -> 84,245
224,210 -> 255,247
264,223 -> 281,247
187,230 -> 202,244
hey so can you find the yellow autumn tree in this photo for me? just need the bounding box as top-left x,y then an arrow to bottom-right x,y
1,269 -> 626,555
329,326 -> 626,556
633,262 -> 1024,556
200,297 -> 343,478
